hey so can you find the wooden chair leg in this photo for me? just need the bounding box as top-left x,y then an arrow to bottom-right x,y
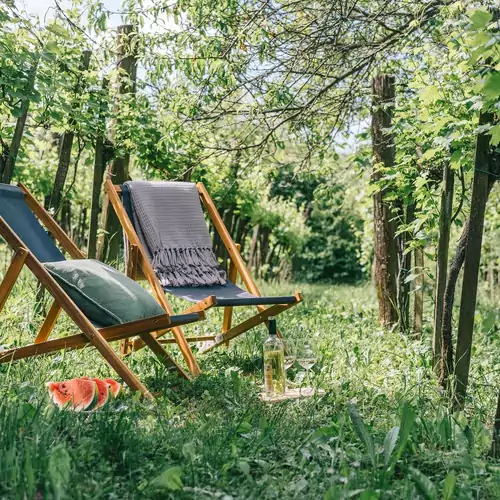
121,243 -> 140,356
222,243 -> 240,347
35,300 -> 61,343
0,248 -> 28,314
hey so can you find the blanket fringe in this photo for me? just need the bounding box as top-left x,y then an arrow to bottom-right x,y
152,247 -> 227,287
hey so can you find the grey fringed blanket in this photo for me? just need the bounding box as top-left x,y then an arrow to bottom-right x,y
124,181 -> 226,287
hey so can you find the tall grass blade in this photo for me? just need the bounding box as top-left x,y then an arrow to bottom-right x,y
349,404 -> 376,469
409,466 -> 437,500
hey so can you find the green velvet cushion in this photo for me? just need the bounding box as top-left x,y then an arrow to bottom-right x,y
44,259 -> 165,327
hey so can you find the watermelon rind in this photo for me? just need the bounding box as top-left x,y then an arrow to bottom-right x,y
91,378 -> 110,409
104,378 -> 122,398
83,382 -> 100,412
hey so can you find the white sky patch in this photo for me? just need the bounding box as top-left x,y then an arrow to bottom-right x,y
17,0 -> 124,26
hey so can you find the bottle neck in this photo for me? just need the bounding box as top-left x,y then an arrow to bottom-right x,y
268,317 -> 277,336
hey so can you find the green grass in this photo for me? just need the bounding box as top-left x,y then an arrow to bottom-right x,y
1,278 -> 499,499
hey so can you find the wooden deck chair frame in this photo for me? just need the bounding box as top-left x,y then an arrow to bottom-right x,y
0,183 -> 205,398
103,174 -> 303,355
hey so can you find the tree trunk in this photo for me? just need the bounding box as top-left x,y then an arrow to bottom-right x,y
248,224 -> 260,270
60,198 -> 72,235
413,247 -> 424,339
88,79 -> 110,259
259,227 -> 270,279
439,219 -> 469,388
454,111 -> 494,408
371,74 -> 398,328
399,203 -> 415,332
48,51 -> 91,214
433,164 -> 454,371
491,390 -> 500,458
98,25 -> 137,264
1,60 -> 39,184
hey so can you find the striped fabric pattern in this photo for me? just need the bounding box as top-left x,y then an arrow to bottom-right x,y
124,181 -> 227,287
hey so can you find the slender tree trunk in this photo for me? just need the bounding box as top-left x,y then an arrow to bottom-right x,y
259,227 -> 270,279
88,79 -> 110,259
454,111 -> 494,408
440,219 -> 470,388
433,165 -> 454,370
79,207 -> 87,248
98,25 -> 137,264
248,225 -> 260,270
371,75 -> 399,328
60,198 -> 72,235
413,247 -> 424,339
399,203 -> 415,332
1,60 -> 39,184
491,390 -> 500,458
48,51 -> 91,214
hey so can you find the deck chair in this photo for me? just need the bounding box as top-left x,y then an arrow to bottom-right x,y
103,175 -> 303,355
0,183 -> 205,398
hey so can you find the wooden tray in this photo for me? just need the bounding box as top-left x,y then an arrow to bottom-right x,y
260,387 -> 326,403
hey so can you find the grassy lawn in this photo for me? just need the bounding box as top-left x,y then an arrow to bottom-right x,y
1,279 -> 499,499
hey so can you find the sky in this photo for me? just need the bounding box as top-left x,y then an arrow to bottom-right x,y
19,0 -> 126,27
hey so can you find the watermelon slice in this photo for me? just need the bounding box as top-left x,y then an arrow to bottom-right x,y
47,378 -> 98,412
81,377 -> 110,409
104,378 -> 122,398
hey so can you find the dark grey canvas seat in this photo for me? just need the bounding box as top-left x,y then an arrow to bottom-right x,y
0,183 -> 199,328
0,184 -> 65,263
121,183 -> 298,308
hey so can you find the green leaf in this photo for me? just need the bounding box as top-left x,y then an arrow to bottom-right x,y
420,85 -> 439,104
480,72 -> 500,101
383,426 -> 400,467
48,444 -> 71,500
490,124 -> 500,146
409,466 -> 437,500
46,23 -> 72,39
348,404 -> 376,469
388,402 -> 416,470
150,466 -> 184,491
443,471 -> 456,500
482,310 -> 496,333
468,9 -> 493,30
238,460 -> 250,475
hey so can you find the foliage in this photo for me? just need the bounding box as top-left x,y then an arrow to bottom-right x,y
0,281 -> 499,498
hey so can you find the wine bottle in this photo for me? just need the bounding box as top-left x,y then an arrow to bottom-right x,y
263,317 -> 285,395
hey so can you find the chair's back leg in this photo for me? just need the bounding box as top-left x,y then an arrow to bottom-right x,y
121,243 -> 140,355
0,248 -> 28,314
35,300 -> 62,343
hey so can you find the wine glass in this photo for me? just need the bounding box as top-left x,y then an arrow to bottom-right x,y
296,340 -> 317,391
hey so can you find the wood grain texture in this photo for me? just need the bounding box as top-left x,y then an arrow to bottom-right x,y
0,248 -> 28,314
35,300 -> 62,343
